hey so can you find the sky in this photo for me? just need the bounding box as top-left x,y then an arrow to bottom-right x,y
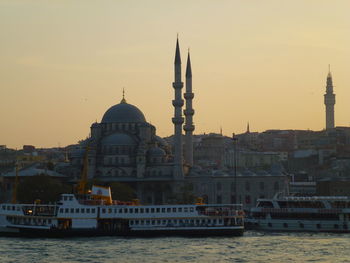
1,0 -> 350,149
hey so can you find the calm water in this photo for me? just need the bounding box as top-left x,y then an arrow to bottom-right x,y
1,231 -> 349,263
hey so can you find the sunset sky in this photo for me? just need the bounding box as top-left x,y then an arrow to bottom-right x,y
1,0 -> 350,148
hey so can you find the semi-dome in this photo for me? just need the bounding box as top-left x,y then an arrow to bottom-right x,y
101,133 -> 137,146
148,147 -> 166,157
101,100 -> 146,123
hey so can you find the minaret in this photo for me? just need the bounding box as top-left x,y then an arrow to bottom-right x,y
183,50 -> 195,166
172,37 -> 184,179
324,66 -> 336,130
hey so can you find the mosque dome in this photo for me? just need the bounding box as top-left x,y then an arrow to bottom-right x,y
101,133 -> 137,146
148,147 -> 166,157
101,98 -> 146,123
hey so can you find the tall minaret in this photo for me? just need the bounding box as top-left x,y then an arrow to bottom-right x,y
324,66 -> 336,130
172,37 -> 184,179
184,50 -> 195,167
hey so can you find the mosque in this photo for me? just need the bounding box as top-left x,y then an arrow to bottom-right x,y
67,38 -> 194,204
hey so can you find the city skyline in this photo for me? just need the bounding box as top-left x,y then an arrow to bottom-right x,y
1,0 -> 350,148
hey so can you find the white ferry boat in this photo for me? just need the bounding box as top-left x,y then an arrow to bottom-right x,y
246,194 -> 350,232
0,186 -> 244,237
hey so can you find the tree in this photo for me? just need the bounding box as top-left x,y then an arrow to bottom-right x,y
17,175 -> 71,204
109,182 -> 136,201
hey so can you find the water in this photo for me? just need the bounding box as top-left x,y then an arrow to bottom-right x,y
0,232 -> 349,263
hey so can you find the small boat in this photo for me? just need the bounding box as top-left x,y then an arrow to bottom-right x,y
0,185 -> 244,237
246,194 -> 350,232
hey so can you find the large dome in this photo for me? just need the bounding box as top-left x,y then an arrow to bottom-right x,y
101,102 -> 146,123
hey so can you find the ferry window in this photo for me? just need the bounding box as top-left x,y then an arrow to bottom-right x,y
12,206 -> 15,211
70,208 -> 74,213
65,208 -> 69,213
2,205 -> 5,210
43,219 -> 46,224
59,208 -> 63,213
178,208 -> 182,212
7,206 -> 10,210
81,208 -> 85,213
152,220 -> 155,225
141,221 -> 144,225
146,220 -> 150,225
64,196 -> 67,201
102,209 -> 106,214
157,220 -> 161,224
299,223 -> 304,228
69,196 -> 73,201
162,220 -> 166,225
119,209 -> 123,213
184,208 -> 188,212
130,221 -> 134,225
145,208 -> 149,213
196,219 -> 200,225
317,224 -> 321,229
156,208 -> 160,213
268,223 -> 272,227
213,219 -> 217,224
334,224 -> 339,229
283,223 -> 288,228
190,208 -> 194,212
124,208 -> 128,213
140,208 -> 144,213
92,209 -> 95,213
135,208 -> 138,213
75,208 -> 79,213
179,219 -> 183,224
218,219 -> 223,224
162,208 -> 166,213
151,208 -> 155,213
129,209 -> 133,213
135,220 -> 139,224
48,219 -> 52,224
108,208 -> 112,213
87,208 -> 90,213
167,208 -> 171,212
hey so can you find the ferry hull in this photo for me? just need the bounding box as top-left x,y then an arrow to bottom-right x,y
0,227 -> 244,238
245,219 -> 350,233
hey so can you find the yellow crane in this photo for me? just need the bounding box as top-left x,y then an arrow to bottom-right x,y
76,145 -> 89,195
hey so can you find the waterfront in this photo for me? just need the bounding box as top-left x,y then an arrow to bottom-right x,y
0,231 -> 349,263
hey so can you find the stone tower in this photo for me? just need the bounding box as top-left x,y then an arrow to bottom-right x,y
172,38 -> 184,179
183,50 -> 195,166
324,67 -> 336,130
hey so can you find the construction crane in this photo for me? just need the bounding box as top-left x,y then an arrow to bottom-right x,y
76,145 -> 89,195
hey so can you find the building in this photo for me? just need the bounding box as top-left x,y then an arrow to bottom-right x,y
63,38 -> 194,205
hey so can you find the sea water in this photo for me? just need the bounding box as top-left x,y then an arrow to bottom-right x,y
1,231 -> 349,263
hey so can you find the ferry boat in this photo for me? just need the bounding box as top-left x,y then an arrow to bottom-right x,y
246,194 -> 350,232
0,185 -> 244,237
